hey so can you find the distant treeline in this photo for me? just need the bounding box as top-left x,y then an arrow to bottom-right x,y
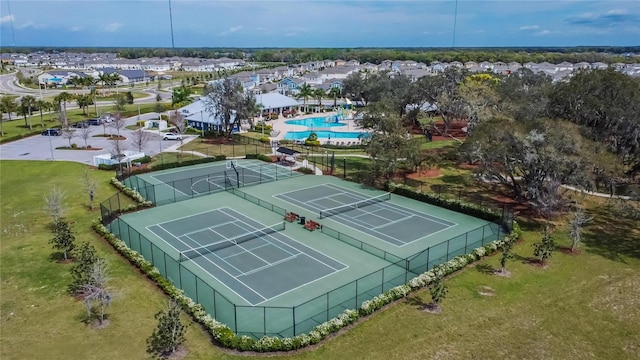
251,47 -> 640,64
2,46 -> 639,64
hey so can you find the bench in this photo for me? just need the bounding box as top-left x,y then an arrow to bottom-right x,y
285,212 -> 300,222
304,219 -> 322,231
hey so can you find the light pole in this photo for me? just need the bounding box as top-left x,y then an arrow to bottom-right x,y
200,110 -> 205,138
39,80 -> 54,161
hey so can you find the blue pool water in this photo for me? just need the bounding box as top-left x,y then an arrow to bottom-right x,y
285,116 -> 346,127
284,131 -> 369,140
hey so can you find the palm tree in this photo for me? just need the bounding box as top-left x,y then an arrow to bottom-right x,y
68,76 -> 83,89
313,88 -> 326,112
98,73 -> 111,95
35,99 -> 48,128
76,94 -> 93,115
328,87 -> 342,108
84,76 -> 98,88
55,92 -> 74,127
109,73 -> 122,94
20,95 -> 36,130
0,95 -> 17,122
296,83 -> 313,113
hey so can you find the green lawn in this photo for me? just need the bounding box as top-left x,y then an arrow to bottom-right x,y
1,160 -> 638,359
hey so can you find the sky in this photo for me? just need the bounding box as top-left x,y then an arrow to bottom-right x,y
0,0 -> 638,48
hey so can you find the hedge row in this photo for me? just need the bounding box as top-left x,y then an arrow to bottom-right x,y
92,217 -> 521,353
387,182 -> 502,222
245,153 -> 273,162
109,178 -> 153,209
149,155 -> 226,171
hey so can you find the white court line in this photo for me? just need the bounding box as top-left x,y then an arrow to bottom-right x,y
372,215 -> 414,229
222,207 -> 347,271
181,233 -> 245,274
150,222 -> 266,302
240,254 -> 298,277
145,223 -> 185,255
179,219 -> 236,237
190,175 -> 226,195
252,257 -> 350,306
150,207 -> 232,226
325,183 -> 457,226
225,217 -> 300,260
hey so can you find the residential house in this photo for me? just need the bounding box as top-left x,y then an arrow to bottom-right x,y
37,70 -> 88,86
277,77 -> 305,95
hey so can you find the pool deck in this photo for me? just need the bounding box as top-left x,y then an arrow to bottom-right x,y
266,111 -> 366,145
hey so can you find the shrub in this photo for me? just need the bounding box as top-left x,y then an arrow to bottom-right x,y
149,156 -> 225,170
98,163 -> 115,170
259,136 -> 270,143
269,113 -> 278,120
278,139 -> 292,145
388,183 -> 501,222
245,154 -> 273,162
297,167 -> 314,174
305,139 -> 320,146
136,120 -> 146,127
70,143 -> 78,149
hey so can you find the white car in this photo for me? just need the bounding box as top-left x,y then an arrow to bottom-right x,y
163,132 -> 182,140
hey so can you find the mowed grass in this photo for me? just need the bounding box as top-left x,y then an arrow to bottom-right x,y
0,161 -> 215,360
1,160 -> 639,359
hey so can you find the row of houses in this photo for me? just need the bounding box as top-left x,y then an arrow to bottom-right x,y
37,68 -> 152,86
1,52 -> 246,72
224,59 -> 640,96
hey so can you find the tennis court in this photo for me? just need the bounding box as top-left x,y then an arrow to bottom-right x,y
125,160 -> 299,205
275,183 -> 456,246
146,207 -> 347,305
111,167 -> 504,337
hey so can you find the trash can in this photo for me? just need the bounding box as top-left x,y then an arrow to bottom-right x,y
299,216 -> 306,225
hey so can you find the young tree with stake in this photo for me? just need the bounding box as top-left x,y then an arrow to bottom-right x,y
147,301 -> 187,358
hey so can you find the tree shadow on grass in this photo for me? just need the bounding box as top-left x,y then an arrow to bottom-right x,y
405,295 -> 426,308
475,263 -> 496,275
582,201 -> 640,262
48,252 -> 73,264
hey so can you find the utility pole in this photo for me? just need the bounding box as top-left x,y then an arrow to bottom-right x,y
168,0 -> 176,49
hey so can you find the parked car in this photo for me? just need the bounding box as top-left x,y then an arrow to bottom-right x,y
42,128 -> 62,136
87,118 -> 102,126
163,132 -> 182,140
71,121 -> 89,128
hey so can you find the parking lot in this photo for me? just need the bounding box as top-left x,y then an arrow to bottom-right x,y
0,113 -> 195,165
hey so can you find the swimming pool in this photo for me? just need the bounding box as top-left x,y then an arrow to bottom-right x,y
283,130 -> 369,140
285,116 -> 346,127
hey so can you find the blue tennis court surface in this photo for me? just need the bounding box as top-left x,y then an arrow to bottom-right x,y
275,183 -> 456,246
147,207 -> 347,305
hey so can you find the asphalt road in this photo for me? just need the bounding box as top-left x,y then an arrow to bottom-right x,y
0,112 -> 196,165
0,71 -> 176,102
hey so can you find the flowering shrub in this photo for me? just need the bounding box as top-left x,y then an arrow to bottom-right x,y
109,178 -> 153,210
93,216 -> 520,352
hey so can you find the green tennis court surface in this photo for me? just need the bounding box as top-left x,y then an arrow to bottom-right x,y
113,165 -> 504,337
275,183 -> 456,246
147,207 -> 346,305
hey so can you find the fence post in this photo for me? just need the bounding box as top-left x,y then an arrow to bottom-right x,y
446,238 -> 450,261
464,232 -> 468,253
234,304 -> 238,333
326,293 -> 330,322
292,306 -> 296,336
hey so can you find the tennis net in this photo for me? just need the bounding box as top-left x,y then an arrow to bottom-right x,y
319,193 -> 391,218
178,222 -> 286,262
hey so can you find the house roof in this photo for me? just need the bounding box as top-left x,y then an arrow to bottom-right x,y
257,93 -> 300,110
